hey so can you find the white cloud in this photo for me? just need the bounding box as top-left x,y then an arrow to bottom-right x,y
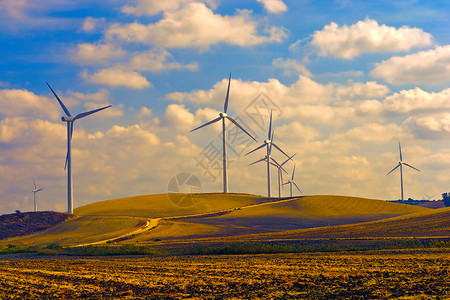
82,68 -> 152,89
0,89 -> 59,119
81,17 -> 105,33
68,89 -> 109,102
272,58 -> 311,76
72,43 -> 126,65
121,0 -> 218,16
106,2 -> 287,49
310,18 -> 433,59
371,45 -> 450,85
404,113 -> 450,140
335,81 -> 390,100
257,0 -> 287,13
127,49 -> 198,72
163,104 -> 196,131
382,87 -> 450,114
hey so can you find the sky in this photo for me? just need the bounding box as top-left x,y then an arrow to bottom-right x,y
1,0 -> 450,214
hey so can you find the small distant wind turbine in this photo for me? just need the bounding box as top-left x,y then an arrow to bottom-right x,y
246,111 -> 291,197
47,82 -> 111,214
386,142 -> 420,201
424,193 -> 435,201
32,178 -> 43,212
283,164 -> 302,197
271,154 -> 296,198
190,74 -> 256,193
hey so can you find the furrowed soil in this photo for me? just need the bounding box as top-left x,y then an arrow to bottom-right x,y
0,249 -> 448,299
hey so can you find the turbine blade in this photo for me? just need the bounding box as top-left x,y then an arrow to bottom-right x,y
281,153 -> 296,167
248,157 -> 267,166
292,164 -> 296,181
272,143 -> 291,159
268,110 -> 273,140
270,157 -> 287,173
282,182 -> 289,186
403,163 -> 420,172
224,73 -> 231,113
33,177 -> 37,189
37,188 -> 44,192
64,149 -> 69,171
227,116 -> 257,142
190,116 -> 222,132
74,105 -> 112,120
245,143 -> 266,156
293,182 -> 302,194
399,142 -> 402,161
46,82 -> 72,117
386,163 -> 400,175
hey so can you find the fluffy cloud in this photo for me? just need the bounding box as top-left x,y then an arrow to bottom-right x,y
81,17 -> 105,33
72,43 -> 126,65
335,81 -> 390,100
121,0 -> 218,16
382,87 -> 450,114
371,45 -> 450,85
106,2 -> 287,49
0,89 -> 59,119
82,68 -> 152,89
257,0 -> 287,13
126,49 -> 198,72
310,18 -> 433,59
404,113 -> 450,140
272,58 -> 311,76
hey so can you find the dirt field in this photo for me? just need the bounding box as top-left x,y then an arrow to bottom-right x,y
0,249 -> 448,299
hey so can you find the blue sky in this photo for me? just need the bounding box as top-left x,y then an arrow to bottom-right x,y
1,0 -> 450,214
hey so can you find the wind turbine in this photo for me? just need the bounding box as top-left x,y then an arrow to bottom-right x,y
246,111 -> 291,197
283,164 -> 302,197
32,178 -> 43,212
386,142 -> 420,201
46,82 -> 111,214
190,74 -> 256,193
273,154 -> 296,198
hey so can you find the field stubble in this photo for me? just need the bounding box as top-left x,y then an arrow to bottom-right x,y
0,249 -> 448,299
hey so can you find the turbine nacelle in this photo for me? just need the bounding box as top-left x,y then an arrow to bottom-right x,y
62,116 -> 74,122
265,139 -> 271,144
219,112 -> 227,118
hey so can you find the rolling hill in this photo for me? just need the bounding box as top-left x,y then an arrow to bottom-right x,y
1,193 -> 442,247
127,195 -> 430,241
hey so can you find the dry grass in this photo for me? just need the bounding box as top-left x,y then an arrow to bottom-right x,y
74,193 -> 265,217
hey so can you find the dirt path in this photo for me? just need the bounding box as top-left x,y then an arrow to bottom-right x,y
72,218 -> 160,247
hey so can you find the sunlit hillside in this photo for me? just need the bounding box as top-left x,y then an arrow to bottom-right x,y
2,194 -> 435,246
123,195 -> 430,241
74,193 -> 266,217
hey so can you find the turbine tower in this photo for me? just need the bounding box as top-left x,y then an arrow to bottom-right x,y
386,142 -> 420,201
246,111 -> 291,197
283,165 -> 302,197
32,177 -> 43,212
47,82 -> 111,214
190,74 -> 256,193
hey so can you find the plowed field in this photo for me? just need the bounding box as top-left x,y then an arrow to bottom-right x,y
0,249 -> 448,299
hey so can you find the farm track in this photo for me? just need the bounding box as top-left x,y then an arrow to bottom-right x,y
0,249 -> 448,299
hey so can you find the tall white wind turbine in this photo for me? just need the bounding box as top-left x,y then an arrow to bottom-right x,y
32,177 -> 43,212
47,82 -> 111,214
282,164 -> 302,197
386,142 -> 420,201
190,74 -> 256,193
246,111 -> 291,197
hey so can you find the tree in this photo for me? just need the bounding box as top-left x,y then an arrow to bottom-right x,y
443,193 -> 450,207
